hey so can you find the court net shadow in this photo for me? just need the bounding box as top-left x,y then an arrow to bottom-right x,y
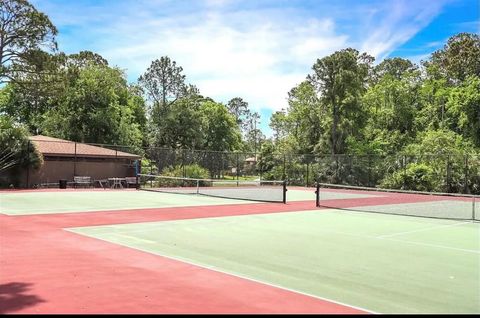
0,282 -> 45,313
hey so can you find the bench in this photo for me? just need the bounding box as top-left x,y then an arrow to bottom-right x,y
74,176 -> 93,188
125,177 -> 138,188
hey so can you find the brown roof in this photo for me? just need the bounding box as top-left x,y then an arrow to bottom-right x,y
29,135 -> 141,159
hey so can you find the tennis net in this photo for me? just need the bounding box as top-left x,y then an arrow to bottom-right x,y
315,183 -> 479,221
138,174 -> 287,203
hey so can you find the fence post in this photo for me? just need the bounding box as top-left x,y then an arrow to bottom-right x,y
74,142 -> 77,177
446,155 -> 451,193
283,154 -> 286,180
335,154 -> 339,183
402,155 -> 407,189
306,162 -> 309,187
236,152 -> 239,185
368,154 -> 372,187
26,140 -> 30,188
150,162 -> 153,188
464,155 -> 469,194
182,149 -> 186,178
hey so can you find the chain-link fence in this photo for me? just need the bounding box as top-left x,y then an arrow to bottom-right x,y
2,138 -> 480,194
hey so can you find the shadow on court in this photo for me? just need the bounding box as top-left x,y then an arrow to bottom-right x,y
0,282 -> 45,313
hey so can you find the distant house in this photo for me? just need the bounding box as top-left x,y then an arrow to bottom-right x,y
20,135 -> 141,188
245,156 -> 257,165
243,156 -> 258,175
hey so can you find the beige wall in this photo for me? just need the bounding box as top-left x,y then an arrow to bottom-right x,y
18,157 -> 137,187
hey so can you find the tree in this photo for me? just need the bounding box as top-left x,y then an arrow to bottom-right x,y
157,96 -> 203,149
308,48 -> 374,154
285,81 -> 323,153
0,52 -> 65,132
41,63 -> 145,150
138,56 -> 197,147
138,56 -> 187,115
227,97 -> 249,126
227,97 -> 263,151
199,101 -> 242,151
371,57 -> 418,83
0,50 -> 114,133
380,129 -> 477,192
357,68 -> 421,155
424,33 -> 480,84
0,0 -> 58,83
445,75 -> 480,146
269,110 -> 289,143
0,115 -> 43,186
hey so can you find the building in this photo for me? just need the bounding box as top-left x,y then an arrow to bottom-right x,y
21,135 -> 141,188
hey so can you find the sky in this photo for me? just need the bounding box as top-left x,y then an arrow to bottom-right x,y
31,0 -> 479,137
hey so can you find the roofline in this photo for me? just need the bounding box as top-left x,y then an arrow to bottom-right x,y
41,153 -> 141,159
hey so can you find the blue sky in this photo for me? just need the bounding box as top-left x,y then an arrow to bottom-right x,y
32,0 -> 479,137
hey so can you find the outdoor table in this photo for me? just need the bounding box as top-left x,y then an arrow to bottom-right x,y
108,177 -> 126,189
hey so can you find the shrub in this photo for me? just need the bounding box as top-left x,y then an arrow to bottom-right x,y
160,164 -> 210,187
380,162 -> 441,192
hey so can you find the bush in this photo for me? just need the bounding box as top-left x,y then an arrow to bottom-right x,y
140,158 -> 158,175
160,164 -> 210,187
162,164 -> 209,179
380,162 -> 441,192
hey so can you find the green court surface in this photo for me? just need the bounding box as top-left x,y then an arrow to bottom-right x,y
0,188 -> 377,215
68,209 -> 480,314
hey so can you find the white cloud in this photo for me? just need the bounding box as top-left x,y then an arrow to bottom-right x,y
33,0 -> 450,115
92,6 -> 349,112
359,0 -> 449,61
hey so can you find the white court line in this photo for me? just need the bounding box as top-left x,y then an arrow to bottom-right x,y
381,237 -> 480,254
377,221 -> 473,239
71,233 -> 376,314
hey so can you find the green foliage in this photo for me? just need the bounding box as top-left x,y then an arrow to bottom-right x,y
308,48 -> 374,154
379,130 -> 478,192
257,140 -> 277,174
140,158 -> 158,175
0,0 -> 58,82
380,163 -> 439,192
404,129 -> 474,156
425,33 -> 480,83
227,97 -> 249,126
0,115 -> 43,187
40,63 -> 145,150
138,56 -> 187,107
199,101 -> 242,151
155,96 -> 204,149
161,164 -> 209,179
371,57 -> 418,83
445,76 -> 480,145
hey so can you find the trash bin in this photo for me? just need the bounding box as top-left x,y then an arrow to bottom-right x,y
59,179 -> 67,189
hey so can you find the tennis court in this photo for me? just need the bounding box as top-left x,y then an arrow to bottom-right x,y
1,180 -> 479,314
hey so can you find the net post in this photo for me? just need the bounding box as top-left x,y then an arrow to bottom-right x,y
196,179 -> 200,194
282,180 -> 287,204
473,195 -> 476,221
135,159 -> 139,190
315,182 -> 320,207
